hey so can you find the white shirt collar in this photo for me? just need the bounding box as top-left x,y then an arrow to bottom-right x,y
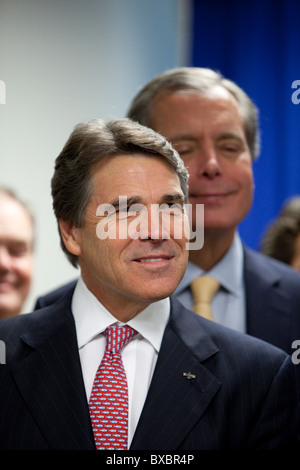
71,276 -> 170,353
208,232 -> 244,296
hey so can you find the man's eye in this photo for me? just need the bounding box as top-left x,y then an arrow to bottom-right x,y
175,145 -> 193,157
177,147 -> 191,155
117,206 -> 133,218
118,204 -> 144,217
118,206 -> 130,213
9,245 -> 28,257
219,141 -> 243,156
161,203 -> 183,215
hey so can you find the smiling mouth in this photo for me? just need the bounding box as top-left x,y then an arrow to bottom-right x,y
189,192 -> 234,204
0,281 -> 14,292
191,192 -> 228,198
134,256 -> 172,263
136,257 -> 167,262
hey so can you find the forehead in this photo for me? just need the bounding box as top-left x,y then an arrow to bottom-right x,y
155,85 -> 242,120
151,86 -> 246,142
201,85 -> 243,119
90,153 -> 182,200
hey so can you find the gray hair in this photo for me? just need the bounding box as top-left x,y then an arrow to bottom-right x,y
52,117 -> 189,267
127,67 -> 260,161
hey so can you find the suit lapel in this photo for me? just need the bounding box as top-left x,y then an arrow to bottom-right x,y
130,298 -> 221,450
243,246 -> 291,348
11,293 -> 221,450
11,292 -> 95,450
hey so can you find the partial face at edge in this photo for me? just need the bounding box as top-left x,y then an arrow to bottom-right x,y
0,195 -> 34,318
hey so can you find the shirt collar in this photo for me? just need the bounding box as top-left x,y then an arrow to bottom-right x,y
72,276 -> 170,353
175,232 -> 244,297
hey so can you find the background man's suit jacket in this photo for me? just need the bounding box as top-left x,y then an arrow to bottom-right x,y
35,246 -> 300,354
0,290 -> 298,450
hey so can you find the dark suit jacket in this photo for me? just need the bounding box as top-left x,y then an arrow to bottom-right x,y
243,246 -> 300,352
34,245 -> 300,354
0,291 -> 298,450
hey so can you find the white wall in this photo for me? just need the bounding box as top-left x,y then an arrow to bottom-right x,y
0,0 -> 191,312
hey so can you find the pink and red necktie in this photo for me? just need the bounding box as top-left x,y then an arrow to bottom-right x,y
89,324 -> 137,450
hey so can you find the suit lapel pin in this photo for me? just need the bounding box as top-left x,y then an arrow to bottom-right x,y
183,372 -> 196,380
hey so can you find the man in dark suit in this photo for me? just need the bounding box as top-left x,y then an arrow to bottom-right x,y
36,67 -> 300,356
0,117 -> 298,450
127,67 -> 300,354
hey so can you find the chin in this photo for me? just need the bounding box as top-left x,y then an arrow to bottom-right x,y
202,219 -> 237,231
147,288 -> 178,302
137,285 -> 174,300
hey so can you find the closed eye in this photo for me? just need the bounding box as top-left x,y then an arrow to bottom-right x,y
217,135 -> 246,157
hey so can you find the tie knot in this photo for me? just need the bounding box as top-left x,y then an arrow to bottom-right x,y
105,325 -> 137,355
190,275 -> 220,304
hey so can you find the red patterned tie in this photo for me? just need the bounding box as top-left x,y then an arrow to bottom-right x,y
89,325 -> 137,450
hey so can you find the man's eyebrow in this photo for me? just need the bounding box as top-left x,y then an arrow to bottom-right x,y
170,132 -> 245,143
170,134 -> 197,143
110,196 -> 142,209
109,194 -> 185,208
216,132 -> 244,142
160,193 -> 185,204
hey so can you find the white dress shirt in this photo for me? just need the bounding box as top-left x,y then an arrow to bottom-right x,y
71,277 -> 170,448
175,232 -> 246,333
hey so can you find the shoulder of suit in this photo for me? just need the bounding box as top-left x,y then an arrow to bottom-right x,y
244,244 -> 300,283
170,294 -> 288,362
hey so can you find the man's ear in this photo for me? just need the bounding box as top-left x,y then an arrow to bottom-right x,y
58,219 -> 81,256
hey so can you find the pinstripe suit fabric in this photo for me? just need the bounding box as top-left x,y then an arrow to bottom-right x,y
0,292 -> 298,449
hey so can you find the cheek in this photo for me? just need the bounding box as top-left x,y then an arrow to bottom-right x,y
14,257 -> 33,284
93,238 -> 129,275
230,159 -> 253,200
176,214 -> 190,243
240,169 -> 254,203
182,161 -> 197,181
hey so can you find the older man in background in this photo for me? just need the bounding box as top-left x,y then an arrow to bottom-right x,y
127,66 -> 300,354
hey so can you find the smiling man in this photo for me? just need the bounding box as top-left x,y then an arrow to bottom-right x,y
0,188 -> 34,318
0,118 -> 298,450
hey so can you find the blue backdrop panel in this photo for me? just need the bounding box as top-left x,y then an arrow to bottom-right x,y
191,0 -> 300,250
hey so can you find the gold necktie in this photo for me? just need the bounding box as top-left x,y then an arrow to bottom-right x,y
190,275 -> 220,321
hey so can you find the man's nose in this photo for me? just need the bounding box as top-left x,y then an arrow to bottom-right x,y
137,206 -> 170,241
0,246 -> 12,272
194,144 -> 222,178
